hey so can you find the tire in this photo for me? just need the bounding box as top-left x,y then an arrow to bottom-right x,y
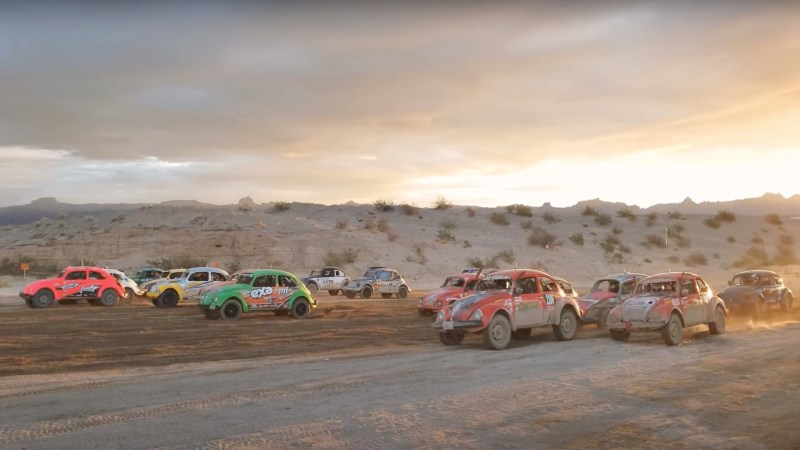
306,282 -> 319,295
708,306 -> 726,335
511,328 -> 532,340
553,308 -> 578,341
157,290 -> 179,308
31,290 -> 53,308
290,298 -> 311,319
661,313 -> 683,346
438,331 -> 464,346
151,299 -> 159,307
203,309 -> 221,320
397,286 -> 409,299
781,294 -> 793,313
99,289 -> 119,307
124,288 -> 135,301
598,309 -> 611,329
344,291 -> 356,299
361,286 -> 373,299
610,330 -> 630,342
381,293 -> 393,299
220,299 -> 242,320
328,290 -> 339,296
482,314 -> 512,350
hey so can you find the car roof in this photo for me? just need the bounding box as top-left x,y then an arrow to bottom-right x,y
643,272 -> 701,282
734,270 -> 777,276
598,273 -> 649,282
239,269 -> 299,277
484,269 -> 552,280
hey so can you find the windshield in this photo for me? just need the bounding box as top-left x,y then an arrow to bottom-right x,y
442,277 -> 465,288
637,280 -> 677,296
236,273 -> 254,285
731,273 -> 761,286
170,271 -> 185,280
477,277 -> 512,292
309,270 -> 322,277
364,270 -> 391,281
57,271 -> 65,278
591,279 -> 620,294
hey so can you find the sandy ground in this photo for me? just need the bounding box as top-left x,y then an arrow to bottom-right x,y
1,289 -> 800,450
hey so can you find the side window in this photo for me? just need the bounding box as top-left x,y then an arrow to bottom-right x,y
65,271 -> 86,280
189,272 -> 209,282
322,269 -> 332,277
253,275 -> 276,287
392,272 -> 400,280
211,272 -> 227,282
89,271 -> 105,280
681,279 -> 698,295
517,277 -> 537,294
279,276 -> 297,287
335,270 -> 343,277
696,278 -> 709,293
539,277 -> 557,292
621,281 -> 636,295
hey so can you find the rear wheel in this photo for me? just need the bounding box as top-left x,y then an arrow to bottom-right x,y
661,313 -> 683,346
99,289 -> 119,307
220,299 -> 242,320
439,331 -> 464,346
610,330 -> 630,342
31,290 -> 53,308
157,290 -> 179,308
327,290 -> 339,296
306,283 -> 319,295
361,286 -> 373,299
291,298 -> 311,319
708,306 -> 726,335
483,314 -> 512,350
553,308 -> 578,341
397,286 -> 409,299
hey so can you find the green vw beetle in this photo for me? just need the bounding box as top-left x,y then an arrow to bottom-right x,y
199,269 -> 316,320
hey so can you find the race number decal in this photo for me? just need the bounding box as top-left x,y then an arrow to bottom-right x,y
250,287 -> 273,299
545,294 -> 555,305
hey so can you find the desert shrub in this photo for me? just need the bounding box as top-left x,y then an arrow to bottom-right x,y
335,218 -> 348,230
674,235 -> 691,248
432,195 -> 453,210
465,206 -> 476,217
377,217 -> 391,233
57,212 -> 69,221
506,204 -> 533,217
612,226 -> 623,235
617,208 -> 637,222
406,242 -> 428,265
0,256 -> 60,276
715,210 -> 736,223
437,220 -> 456,243
581,206 -> 598,217
569,233 -> 584,246
489,212 -> 509,226
600,234 -> 621,254
463,240 -> 472,248
683,252 -> 708,267
440,219 -> 457,230
466,256 -> 495,269
386,229 -> 398,241
520,219 -> 533,230
495,249 -> 516,265
272,202 -> 290,212
399,203 -> 418,216
111,214 -> 126,223
765,213 -> 782,226
528,227 -> 557,248
619,244 -> 632,254
645,212 -> 658,227
323,248 -> 359,267
703,217 -> 721,229
374,199 -> 395,212
594,213 -> 612,227
667,211 -> 684,220
727,236 -> 735,243
668,223 -> 684,235
733,246 -> 770,268
609,252 -> 625,264
363,217 -> 375,230
667,255 -> 680,264
773,234 -> 798,265
542,212 -> 561,224
643,258 -> 652,263
751,235 -> 765,245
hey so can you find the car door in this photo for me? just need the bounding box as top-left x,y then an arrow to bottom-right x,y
246,274 -> 278,308
762,274 -> 778,303
680,278 -> 703,325
185,271 -> 211,298
276,275 -> 300,305
60,270 -> 88,299
332,269 -> 346,289
512,276 -> 547,327
84,270 -> 107,298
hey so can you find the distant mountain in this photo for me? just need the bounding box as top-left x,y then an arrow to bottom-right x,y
0,198 -> 146,226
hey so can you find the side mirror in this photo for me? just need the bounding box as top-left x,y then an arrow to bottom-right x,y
727,280 -> 732,286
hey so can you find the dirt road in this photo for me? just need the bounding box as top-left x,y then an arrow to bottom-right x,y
1,293 -> 799,449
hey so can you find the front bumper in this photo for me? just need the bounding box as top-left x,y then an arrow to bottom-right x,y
19,292 -> 31,300
607,319 -> 667,332
433,320 -> 483,331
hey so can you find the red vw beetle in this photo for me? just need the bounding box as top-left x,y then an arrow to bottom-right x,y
418,272 -> 484,317
605,271 -> 727,346
433,269 -> 582,350
19,266 -> 126,308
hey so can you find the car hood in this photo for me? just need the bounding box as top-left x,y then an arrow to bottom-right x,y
21,278 -> 58,294
579,291 -> 617,304
621,295 -> 662,322
718,285 -> 757,299
450,291 -> 506,320
425,286 -> 464,300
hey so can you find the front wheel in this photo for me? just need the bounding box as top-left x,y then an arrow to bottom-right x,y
220,299 -> 242,320
291,298 -> 311,319
708,306 -> 726,335
124,288 -> 135,301
157,290 -> 179,308
306,283 -> 319,295
361,286 -> 373,299
439,331 -> 464,346
397,286 -> 409,299
661,313 -> 683,346
31,290 -> 54,308
482,314 -> 511,350
99,289 -> 119,307
327,289 -> 339,296
553,308 -> 578,341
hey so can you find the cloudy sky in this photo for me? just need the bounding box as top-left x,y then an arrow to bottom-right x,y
2,1 -> 800,208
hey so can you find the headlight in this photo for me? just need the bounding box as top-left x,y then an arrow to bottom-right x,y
470,309 -> 483,321
436,310 -> 445,321
434,300 -> 442,307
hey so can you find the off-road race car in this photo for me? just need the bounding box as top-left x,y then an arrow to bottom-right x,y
340,266 -> 411,299
433,269 -> 582,350
145,266 -> 230,308
131,267 -> 166,286
418,272 -> 483,317
105,268 -> 144,300
302,267 -> 350,295
605,271 -> 727,346
139,268 -> 185,292
199,269 -> 316,320
717,270 -> 793,316
19,266 -> 126,308
577,273 -> 648,327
